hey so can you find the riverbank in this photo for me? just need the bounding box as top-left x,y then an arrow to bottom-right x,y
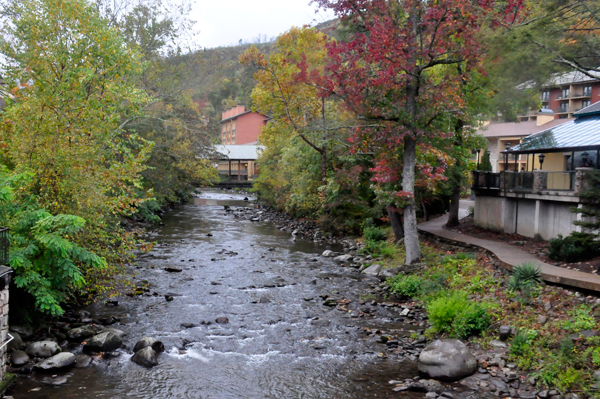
225,199 -> 600,397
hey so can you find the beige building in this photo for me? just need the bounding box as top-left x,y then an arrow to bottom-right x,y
214,145 -> 263,181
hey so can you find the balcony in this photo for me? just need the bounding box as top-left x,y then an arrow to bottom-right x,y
473,170 -> 580,196
569,91 -> 592,99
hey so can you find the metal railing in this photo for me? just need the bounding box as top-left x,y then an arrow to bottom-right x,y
0,228 -> 7,266
472,171 -> 501,190
504,172 -> 534,191
546,171 -> 575,191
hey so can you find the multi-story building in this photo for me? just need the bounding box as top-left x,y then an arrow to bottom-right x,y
220,105 -> 268,145
518,70 -> 600,122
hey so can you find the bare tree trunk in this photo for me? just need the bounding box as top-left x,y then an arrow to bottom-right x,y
321,97 -> 327,185
387,206 -> 404,242
402,135 -> 421,264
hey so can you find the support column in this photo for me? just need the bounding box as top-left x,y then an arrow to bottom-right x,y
228,160 -> 231,181
534,200 -> 541,240
238,160 -> 241,181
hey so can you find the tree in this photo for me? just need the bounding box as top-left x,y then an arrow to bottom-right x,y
0,0 -> 151,314
240,27 -> 332,184
0,0 -> 151,222
315,0 -> 499,264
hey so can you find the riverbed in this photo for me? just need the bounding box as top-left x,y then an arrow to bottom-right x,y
9,190 -> 420,399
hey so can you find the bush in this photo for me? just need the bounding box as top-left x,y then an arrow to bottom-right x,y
426,290 -> 490,339
388,274 -> 423,297
547,233 -> 600,262
363,225 -> 388,242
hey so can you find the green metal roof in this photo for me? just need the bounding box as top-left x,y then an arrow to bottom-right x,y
509,115 -> 600,154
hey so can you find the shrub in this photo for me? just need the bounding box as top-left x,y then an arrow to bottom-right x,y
510,332 -> 530,357
426,290 -> 490,339
363,225 -> 388,242
547,233 -> 600,262
387,274 -> 423,297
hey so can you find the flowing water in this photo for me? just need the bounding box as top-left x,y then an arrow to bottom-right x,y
10,190 -> 420,399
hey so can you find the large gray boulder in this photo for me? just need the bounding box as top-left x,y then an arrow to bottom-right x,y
133,337 -> 164,353
67,325 -> 96,340
131,346 -> 159,368
418,339 -> 477,381
362,264 -> 383,276
10,350 -> 29,366
104,328 -> 127,338
334,254 -> 353,263
34,352 -> 76,370
10,325 -> 34,340
322,250 -> 335,257
8,331 -> 23,351
25,341 -> 61,358
84,331 -> 122,352
379,266 -> 402,279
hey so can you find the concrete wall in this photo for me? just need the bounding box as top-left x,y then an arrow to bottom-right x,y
538,201 -> 578,240
488,138 -> 499,172
475,195 -> 581,240
474,196 -> 505,231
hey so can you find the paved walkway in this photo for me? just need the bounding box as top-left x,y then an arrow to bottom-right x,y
418,202 -> 600,293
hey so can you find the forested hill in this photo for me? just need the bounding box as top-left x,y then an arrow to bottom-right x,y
193,19 -> 339,139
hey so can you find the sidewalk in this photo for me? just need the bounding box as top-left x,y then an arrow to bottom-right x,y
418,209 -> 600,293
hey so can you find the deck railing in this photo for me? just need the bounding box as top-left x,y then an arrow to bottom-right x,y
504,172 -> 534,191
546,171 -> 576,191
472,171 -> 501,190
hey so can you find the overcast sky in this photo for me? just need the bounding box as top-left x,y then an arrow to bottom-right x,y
190,0 -> 335,48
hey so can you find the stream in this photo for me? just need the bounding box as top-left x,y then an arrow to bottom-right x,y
9,190 -> 421,399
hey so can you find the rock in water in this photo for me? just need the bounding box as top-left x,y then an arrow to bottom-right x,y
34,352 -> 76,370
131,346 -> 159,368
418,339 -> 477,381
10,350 -> 30,367
215,317 -> 229,324
84,331 -> 123,352
25,341 -> 61,358
66,325 -> 96,340
334,254 -> 353,263
133,337 -> 165,353
362,264 -> 383,276
8,331 -> 23,351
165,267 -> 182,273
74,354 -> 92,368
322,250 -> 335,257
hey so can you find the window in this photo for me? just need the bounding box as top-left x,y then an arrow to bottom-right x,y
560,102 -> 568,112
583,86 -> 592,96
541,91 -> 550,101
562,88 -> 570,99
582,100 -> 591,109
542,104 -> 550,110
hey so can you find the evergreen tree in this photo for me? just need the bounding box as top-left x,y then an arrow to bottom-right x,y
480,151 -> 493,172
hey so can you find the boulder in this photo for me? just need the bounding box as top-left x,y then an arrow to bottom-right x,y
25,341 -> 61,358
67,325 -> 96,341
7,331 -> 23,351
362,264 -> 383,276
215,317 -> 229,324
334,254 -> 353,263
379,266 -> 402,279
418,339 -> 477,381
74,354 -> 92,368
10,325 -> 34,340
10,350 -> 29,366
322,250 -> 335,257
84,331 -> 122,352
104,328 -> 127,338
34,352 -> 76,370
133,337 -> 165,353
131,346 -> 159,368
